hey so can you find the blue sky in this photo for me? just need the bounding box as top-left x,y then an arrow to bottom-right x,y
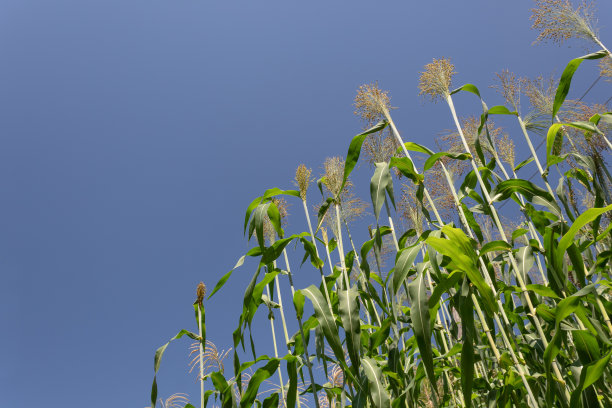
1,1 -> 611,407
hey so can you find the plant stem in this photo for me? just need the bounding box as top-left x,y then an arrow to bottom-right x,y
197,306 -> 205,408
446,94 -> 570,402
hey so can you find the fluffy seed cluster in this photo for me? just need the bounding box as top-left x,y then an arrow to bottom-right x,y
362,128 -> 400,166
294,164 -> 313,201
322,156 -> 345,197
418,58 -> 455,102
492,70 -> 522,112
600,58 -> 612,82
354,82 -> 391,126
530,0 -> 597,45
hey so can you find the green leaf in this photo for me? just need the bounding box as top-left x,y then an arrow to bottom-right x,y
426,226 -> 497,314
451,83 -> 481,98
301,285 -> 344,365
316,197 -> 334,232
340,121 -> 388,199
525,284 -> 559,299
514,157 -> 534,172
209,254 -> 247,298
429,270 -> 462,308
286,357 -> 297,408
262,393 -> 279,408
572,330 -> 600,365
338,287 -> 361,372
240,359 -> 281,408
569,351 -> 612,408
370,162 -> 393,222
293,290 -> 305,321
392,244 -> 421,296
151,329 -> 200,408
407,271 -> 437,399
479,240 -> 512,257
389,156 -> 424,184
490,179 -> 559,215
243,189 -> 301,234
546,122 -> 603,169
553,50 -> 609,120
423,151 -> 472,172
397,141 -> 434,156
362,357 -> 391,408
516,246 -> 535,284
556,205 -> 612,271
459,281 -> 475,408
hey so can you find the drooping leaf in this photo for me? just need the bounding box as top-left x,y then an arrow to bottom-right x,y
389,156 -> 424,185
362,357 -> 391,408
340,121 -> 388,199
556,205 -> 612,271
338,287 -> 361,372
392,244 -> 421,296
240,359 -> 281,408
151,329 -> 200,408
553,50 -> 609,120
370,162 -> 393,222
407,271 -> 437,399
301,285 -> 344,365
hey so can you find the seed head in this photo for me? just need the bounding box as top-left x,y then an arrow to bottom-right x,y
600,58 -> 612,82
530,0 -> 597,45
523,74 -> 584,134
196,282 -> 206,305
492,70 -> 522,112
321,157 -> 346,197
294,164 -> 313,201
497,133 -> 516,168
354,82 -> 391,126
418,58 -> 456,102
362,128 -> 400,166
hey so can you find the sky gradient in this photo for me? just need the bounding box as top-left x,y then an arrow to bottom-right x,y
1,1 -> 611,406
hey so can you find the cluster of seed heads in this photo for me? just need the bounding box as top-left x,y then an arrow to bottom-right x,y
354,82 -> 391,126
601,58 -> 612,82
418,58 -> 455,102
492,70 -> 522,112
530,0 -> 597,45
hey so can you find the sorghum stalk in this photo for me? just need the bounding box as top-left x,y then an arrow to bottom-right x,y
196,282 -> 206,408
280,244 -> 321,408
445,93 -> 570,401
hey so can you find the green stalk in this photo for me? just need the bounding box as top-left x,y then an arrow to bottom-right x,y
382,110 -> 540,405
197,306 -> 205,408
280,244 -> 321,408
446,94 -> 570,401
334,203 -> 352,291
264,284 -> 286,403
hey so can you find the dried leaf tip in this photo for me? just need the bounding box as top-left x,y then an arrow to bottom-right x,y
354,82 -> 391,125
294,164 -> 313,201
418,58 -> 455,102
196,282 -> 206,305
530,0 -> 597,45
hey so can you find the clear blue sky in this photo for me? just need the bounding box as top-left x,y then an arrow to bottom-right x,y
1,1 -> 611,407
